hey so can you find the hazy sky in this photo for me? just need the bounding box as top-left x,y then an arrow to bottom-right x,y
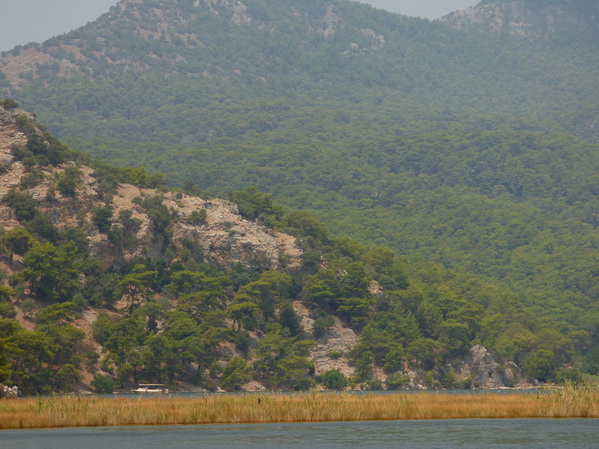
0,0 -> 479,52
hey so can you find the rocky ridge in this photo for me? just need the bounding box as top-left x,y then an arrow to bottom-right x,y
0,107 -> 300,274
0,0 -> 386,92
442,1 -> 599,41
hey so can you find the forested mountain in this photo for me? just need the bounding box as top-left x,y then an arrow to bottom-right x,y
0,0 -> 597,391
2,104 -> 578,394
444,0 -> 599,42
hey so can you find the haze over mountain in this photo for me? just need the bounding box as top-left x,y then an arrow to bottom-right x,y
444,0 -> 599,41
0,0 -> 598,390
0,0 -> 479,52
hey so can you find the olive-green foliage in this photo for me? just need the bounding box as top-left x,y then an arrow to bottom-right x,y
0,227 -> 36,255
283,211 -> 330,243
91,163 -> 165,198
7,2 -> 598,384
19,241 -> 81,301
522,349 -> 559,382
4,63 -> 598,393
14,114 -> 73,166
2,98 -> 19,109
1,109 -> 594,390
56,166 -> 82,197
93,206 -> 113,233
0,287 -> 15,319
188,209 -> 207,226
251,324 -> 316,390
1,189 -> 38,222
234,271 -> 292,323
1,302 -> 88,393
220,356 -> 251,391
114,268 -> 157,313
25,213 -> 59,243
385,373 -> 410,390
136,196 -> 171,238
228,186 -> 283,227
279,300 -> 304,338
312,315 -> 334,340
1,198 -> 591,393
0,320 -> 53,394
91,374 -> 115,394
306,260 -> 373,328
19,167 -> 44,188
319,369 -> 348,390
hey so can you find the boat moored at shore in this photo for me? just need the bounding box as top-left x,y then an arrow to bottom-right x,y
132,384 -> 168,394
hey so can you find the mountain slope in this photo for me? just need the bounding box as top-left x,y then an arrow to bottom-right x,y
443,0 -> 599,42
4,104 -> 571,394
0,1 -> 598,389
2,0 -> 598,118
0,1 -> 596,304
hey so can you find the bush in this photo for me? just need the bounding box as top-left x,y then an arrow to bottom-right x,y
228,186 -> 283,224
319,369 -> 348,390
92,374 -> 115,394
385,373 -> 410,390
2,98 -> 19,109
57,166 -> 82,197
328,350 -> 342,359
93,206 -> 113,233
25,213 -> 59,243
522,349 -> 558,382
220,357 -> 251,391
440,369 -> 459,389
188,209 -> 207,225
1,189 -> 38,222
21,297 -> 37,317
313,315 -> 334,339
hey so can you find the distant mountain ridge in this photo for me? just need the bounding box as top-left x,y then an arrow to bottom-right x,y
443,0 -> 599,41
0,0 -> 393,90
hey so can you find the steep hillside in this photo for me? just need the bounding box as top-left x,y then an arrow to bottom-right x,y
0,110 -> 297,273
2,105 -> 595,394
0,0 -> 598,393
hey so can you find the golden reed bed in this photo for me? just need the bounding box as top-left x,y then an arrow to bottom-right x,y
1,387 -> 597,430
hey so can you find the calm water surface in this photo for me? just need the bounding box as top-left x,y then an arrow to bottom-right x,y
1,419 -> 597,449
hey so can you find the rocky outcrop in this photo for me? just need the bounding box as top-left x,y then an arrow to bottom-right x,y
454,344 -> 520,389
310,319 -> 358,378
0,106 -> 301,274
0,108 -> 28,165
442,1 -> 599,41
0,384 -> 20,399
374,345 -> 522,391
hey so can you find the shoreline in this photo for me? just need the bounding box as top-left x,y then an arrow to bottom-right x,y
1,387 -> 597,430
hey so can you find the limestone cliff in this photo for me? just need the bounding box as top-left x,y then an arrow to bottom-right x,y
0,107 -> 300,274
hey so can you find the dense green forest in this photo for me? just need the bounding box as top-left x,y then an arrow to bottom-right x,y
0,107 -> 597,394
1,0 -> 598,392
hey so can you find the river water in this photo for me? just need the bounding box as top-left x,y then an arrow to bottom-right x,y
1,419 -> 597,449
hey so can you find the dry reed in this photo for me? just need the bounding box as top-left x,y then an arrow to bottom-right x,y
1,386 -> 597,430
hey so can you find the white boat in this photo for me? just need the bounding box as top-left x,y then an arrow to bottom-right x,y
132,383 -> 169,394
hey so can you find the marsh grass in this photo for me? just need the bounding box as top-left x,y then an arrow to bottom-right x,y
1,387 -> 597,430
